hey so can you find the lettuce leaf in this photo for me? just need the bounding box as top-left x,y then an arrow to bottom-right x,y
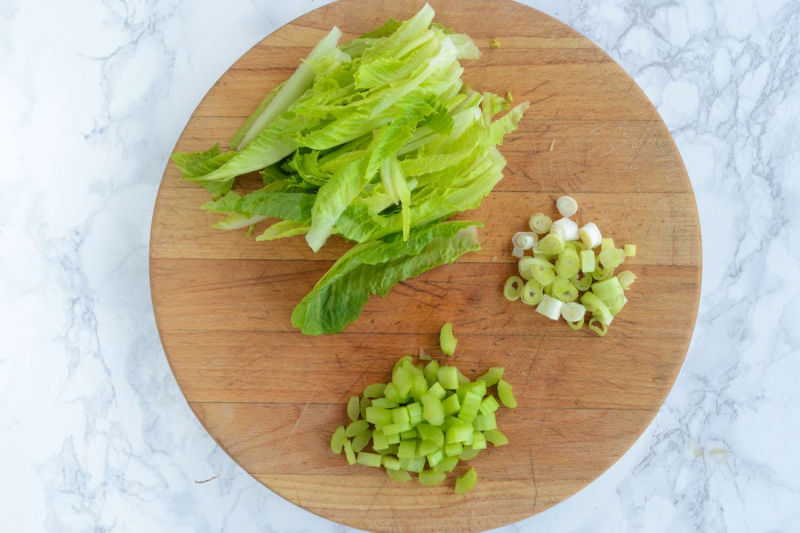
292,220 -> 482,335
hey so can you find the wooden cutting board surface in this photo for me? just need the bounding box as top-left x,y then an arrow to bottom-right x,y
150,0 -> 701,530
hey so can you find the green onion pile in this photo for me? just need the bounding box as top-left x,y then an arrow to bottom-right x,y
331,331 -> 515,494
504,196 -> 638,336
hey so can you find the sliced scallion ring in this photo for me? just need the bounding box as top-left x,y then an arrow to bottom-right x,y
556,195 -> 578,217
512,231 -> 538,250
536,294 -> 563,321
555,247 -> 581,278
529,213 -> 552,234
539,233 -> 565,255
567,316 -> 584,330
618,271 -> 637,290
504,276 -> 524,301
520,280 -> 543,306
550,218 -> 579,241
588,318 -> 608,337
579,222 -> 602,249
551,277 -> 579,303
571,271 -> 593,291
561,302 -> 586,322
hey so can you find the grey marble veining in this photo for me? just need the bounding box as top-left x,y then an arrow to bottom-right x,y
1,0 -> 798,531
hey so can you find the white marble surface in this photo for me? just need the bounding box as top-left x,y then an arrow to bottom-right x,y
1,0 -> 799,531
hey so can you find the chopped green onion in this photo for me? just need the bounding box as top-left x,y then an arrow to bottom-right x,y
386,468 -> 412,482
551,277 -> 579,303
382,455 -> 402,470
598,248 -> 625,269
441,393 -> 461,416
363,383 -> 386,398
539,233 -> 565,255
520,280 -> 543,306
512,231 -> 537,250
351,429 -> 372,453
624,243 -> 637,257
551,217 -> 579,241
530,258 -> 556,287
440,322 -> 458,356
455,467 -> 478,494
588,318 -> 608,337
421,393 -> 445,426
591,277 -> 624,306
581,291 -> 613,325
480,395 -> 500,414
331,426 -> 346,454
567,316 -> 584,330
371,398 -> 399,409
593,261 -> 615,281
572,271 -> 593,291
518,257 -> 536,280
609,295 -> 627,316
343,439 -> 356,465
423,360 -> 440,386
497,379 -> 517,408
579,222 -> 602,249
561,302 -> 586,323
618,271 -> 637,290
483,429 -> 509,446
504,276 -> 524,301
601,237 -> 615,252
346,420 -> 369,437
536,294 -> 563,321
556,196 -> 578,217
529,213 -> 552,234
564,240 -> 587,252
357,452 -> 382,468
419,469 -> 447,486
580,249 -> 596,273
476,367 -> 504,387
347,396 -> 360,422
556,247 -> 581,278
433,456 -> 459,473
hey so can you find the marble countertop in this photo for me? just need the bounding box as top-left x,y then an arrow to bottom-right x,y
2,0 -> 799,531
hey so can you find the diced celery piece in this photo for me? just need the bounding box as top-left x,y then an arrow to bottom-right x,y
459,447 -> 481,461
428,382 -> 446,400
400,428 -> 417,440
418,439 -> 439,456
371,398 -> 399,409
456,368 -> 470,384
441,393 -> 461,416
421,393 -> 445,426
393,355 -> 413,375
476,367 -> 504,387
359,396 -> 371,419
402,360 -> 424,377
410,375 -> 429,402
383,382 -> 406,403
426,449 -> 445,468
439,323 -> 457,356
372,430 -> 389,450
417,424 -> 444,447
407,402 -> 423,425
387,432 -> 401,445
471,432 -> 487,450
423,360 -> 440,387
392,365 -> 414,397
343,439 -> 356,465
382,455 -> 402,470
391,407 -> 410,424
483,429 -> 509,447
458,392 -> 482,423
445,442 -> 463,457
384,421 -> 412,436
463,428 -> 474,446
357,452 -> 382,468
404,457 -> 426,473
345,420 -> 369,438
433,456 -> 459,473
331,426 -> 346,454
398,439 -> 419,459
377,443 -> 399,455
419,469 -> 447,486
457,381 -> 486,402
479,395 -> 500,415
347,397 -> 360,422
351,429 -> 372,453
387,468 -> 412,482
473,412 -> 497,431
363,383 -> 386,398
441,415 -> 460,431
455,467 -> 478,494
446,424 -> 474,444
366,406 -> 393,426
437,366 -> 459,390
497,379 -> 517,408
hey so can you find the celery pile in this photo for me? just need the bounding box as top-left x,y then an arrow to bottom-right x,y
171,5 -> 528,335
504,196 -> 638,336
330,337 -> 515,494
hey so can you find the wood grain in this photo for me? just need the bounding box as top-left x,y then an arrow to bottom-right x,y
149,0 -> 701,530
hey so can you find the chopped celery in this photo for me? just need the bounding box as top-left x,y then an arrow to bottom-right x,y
476,367 -> 504,387
423,360 -> 440,386
352,429 -> 372,453
440,415 -> 460,431
400,427 -> 417,440
459,447 -> 481,461
418,439 -> 439,456
458,381 -> 486,401
446,424 -> 474,444
357,452 -> 383,468
480,395 -> 500,414
437,366 -> 459,390
404,457 -> 426,473
393,356 -> 413,374
426,450 -> 445,468
421,393 -> 445,426
624,244 -> 637,257
392,365 -> 414,397
471,432 -> 487,450
410,375 -> 429,402
402,360 -> 424,377
343,439 -> 357,465
366,406 -> 393,426
331,426 -> 346,454
473,412 -> 497,431
497,379 -> 517,408
433,456 -> 459,473
504,276 -> 524,302
383,382 -> 405,403
419,470 -> 447,486
391,407 -> 411,424
383,421 -> 412,436
417,424 -> 444,447
445,442 -> 463,457
398,439 -> 419,459
442,393 -> 461,415
363,383 -> 386,398
419,347 -> 431,361
387,468 -> 412,482
372,398 -> 399,409
407,402 -> 423,425
483,429 -> 509,446
382,455 -> 402,470
455,467 -> 478,494
428,382 -> 447,400
359,396 -> 371,419
347,397 -> 360,422
456,368 -> 470,384
346,420 -> 369,438
440,322 -> 457,356
372,430 -> 389,450
457,392 -> 482,423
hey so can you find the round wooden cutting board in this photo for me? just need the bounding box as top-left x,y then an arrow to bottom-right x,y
150,0 -> 701,530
